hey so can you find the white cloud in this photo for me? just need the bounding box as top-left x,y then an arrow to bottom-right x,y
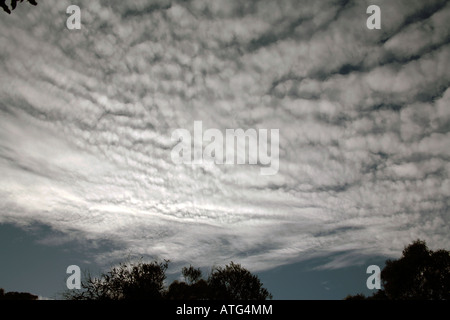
0,0 -> 449,272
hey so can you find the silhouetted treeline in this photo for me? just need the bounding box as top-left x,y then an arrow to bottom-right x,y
345,239 -> 450,300
64,261 -> 272,300
0,288 -> 38,300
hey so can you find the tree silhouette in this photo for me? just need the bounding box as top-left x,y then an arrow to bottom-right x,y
182,265 -> 202,285
382,240 -> 450,300
208,262 -> 273,300
166,278 -> 210,300
0,0 -> 37,14
0,287 -> 38,300
165,265 -> 210,300
64,260 -> 272,300
345,239 -> 450,300
64,259 -> 169,300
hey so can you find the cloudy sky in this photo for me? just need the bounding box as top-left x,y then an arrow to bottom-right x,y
0,0 -> 449,299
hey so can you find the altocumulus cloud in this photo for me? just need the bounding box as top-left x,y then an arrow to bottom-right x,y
0,0 -> 449,272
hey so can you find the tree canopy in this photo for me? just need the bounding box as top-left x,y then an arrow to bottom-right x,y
64,260 -> 169,300
0,288 -> 38,300
345,239 -> 450,300
64,260 -> 272,300
208,262 -> 272,300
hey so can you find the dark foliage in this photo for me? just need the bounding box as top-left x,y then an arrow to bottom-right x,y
166,279 -> 211,300
64,259 -> 169,300
0,288 -> 38,300
0,0 -> 37,14
345,239 -> 450,300
208,262 -> 273,300
64,260 -> 272,300
182,265 -> 202,284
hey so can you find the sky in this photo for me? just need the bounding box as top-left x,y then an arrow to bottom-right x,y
0,0 -> 449,299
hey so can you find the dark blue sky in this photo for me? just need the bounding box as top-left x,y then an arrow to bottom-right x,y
0,223 -> 386,299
